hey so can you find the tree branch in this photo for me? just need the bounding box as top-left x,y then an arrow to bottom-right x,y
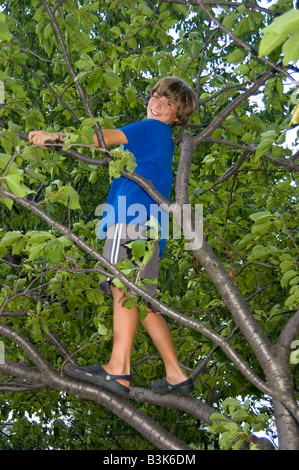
194,0 -> 298,85
19,62 -> 81,125
163,0 -> 279,16
0,359 -> 192,450
0,323 -> 57,375
277,309 -> 299,350
192,68 -> 275,147
201,145 -> 255,194
0,187 -> 279,401
40,0 -> 108,156
175,131 -> 299,425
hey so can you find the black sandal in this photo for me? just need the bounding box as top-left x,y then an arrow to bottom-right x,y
151,377 -> 194,395
64,363 -> 131,399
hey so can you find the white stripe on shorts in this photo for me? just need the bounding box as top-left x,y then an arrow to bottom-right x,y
110,223 -> 123,265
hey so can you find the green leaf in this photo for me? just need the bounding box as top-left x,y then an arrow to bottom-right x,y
251,220 -> 272,234
46,185 -> 81,210
27,242 -> 48,261
40,316 -> 49,334
127,239 -> 147,259
209,412 -> 227,422
282,30 -> 299,65
110,26 -> 121,38
290,345 -> 299,365
259,29 -> 288,57
250,211 -> 273,234
219,422 -> 240,450
281,270 -> 297,288
249,211 -> 271,223
142,249 -> 154,266
222,12 -> 239,30
123,295 -> 138,310
226,48 -> 246,64
280,259 -> 294,273
248,245 -> 270,261
44,240 -> 64,263
4,174 -> 34,198
111,278 -> 127,292
44,23 -> 53,40
109,147 -> 136,180
0,16 -> 12,42
291,104 -> 299,125
137,301 -> 148,321
0,231 -> 23,247
259,9 -> 299,56
0,196 -> 13,210
255,130 -> 277,160
125,152 -> 137,173
97,323 -> 108,336
25,231 -> 54,244
103,70 -> 122,90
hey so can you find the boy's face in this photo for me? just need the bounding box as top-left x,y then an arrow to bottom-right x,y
147,92 -> 178,125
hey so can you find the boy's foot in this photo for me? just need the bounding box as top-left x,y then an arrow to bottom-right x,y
64,363 -> 132,399
151,376 -> 194,395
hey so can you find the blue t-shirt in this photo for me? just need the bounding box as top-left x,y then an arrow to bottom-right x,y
98,119 -> 174,256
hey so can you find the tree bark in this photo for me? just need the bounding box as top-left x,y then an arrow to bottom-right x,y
175,134 -> 299,448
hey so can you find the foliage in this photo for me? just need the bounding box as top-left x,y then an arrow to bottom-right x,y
0,0 -> 298,451
209,397 -> 272,450
259,8 -> 299,65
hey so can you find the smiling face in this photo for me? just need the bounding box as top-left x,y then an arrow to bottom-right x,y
147,92 -> 179,126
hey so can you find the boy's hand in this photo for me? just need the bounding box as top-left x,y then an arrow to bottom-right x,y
28,130 -> 64,149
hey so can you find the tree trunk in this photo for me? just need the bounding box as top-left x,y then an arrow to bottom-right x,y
268,344 -> 299,449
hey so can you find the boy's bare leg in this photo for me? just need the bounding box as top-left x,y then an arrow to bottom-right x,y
102,285 -> 138,387
141,308 -> 188,385
103,286 -> 187,388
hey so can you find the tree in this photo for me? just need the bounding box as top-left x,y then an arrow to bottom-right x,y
0,0 -> 298,451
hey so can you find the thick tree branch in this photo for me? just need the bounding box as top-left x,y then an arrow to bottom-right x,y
277,310 -> 299,350
263,151 -> 299,172
0,187 -> 286,406
176,136 -> 274,365
176,134 -> 299,425
175,133 -> 194,204
0,323 -> 57,376
0,359 -> 275,449
0,358 -> 191,450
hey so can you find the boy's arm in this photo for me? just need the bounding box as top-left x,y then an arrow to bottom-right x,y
28,129 -> 128,149
92,129 -> 128,148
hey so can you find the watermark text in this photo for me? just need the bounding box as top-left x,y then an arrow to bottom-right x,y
95,197 -> 203,250
0,341 -> 4,364
0,80 -> 4,104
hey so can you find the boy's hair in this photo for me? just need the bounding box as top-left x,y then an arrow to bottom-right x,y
150,76 -> 197,126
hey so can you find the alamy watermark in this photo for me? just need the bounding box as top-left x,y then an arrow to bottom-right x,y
290,340 -> 299,365
291,88 -> 299,105
0,340 -> 4,365
0,80 -> 4,104
95,196 -> 203,250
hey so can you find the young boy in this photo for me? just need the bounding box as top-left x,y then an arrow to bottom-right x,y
29,76 -> 197,399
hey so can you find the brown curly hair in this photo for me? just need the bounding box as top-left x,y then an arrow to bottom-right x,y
150,77 -> 197,126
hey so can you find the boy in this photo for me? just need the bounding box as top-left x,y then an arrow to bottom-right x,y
29,76 -> 197,398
